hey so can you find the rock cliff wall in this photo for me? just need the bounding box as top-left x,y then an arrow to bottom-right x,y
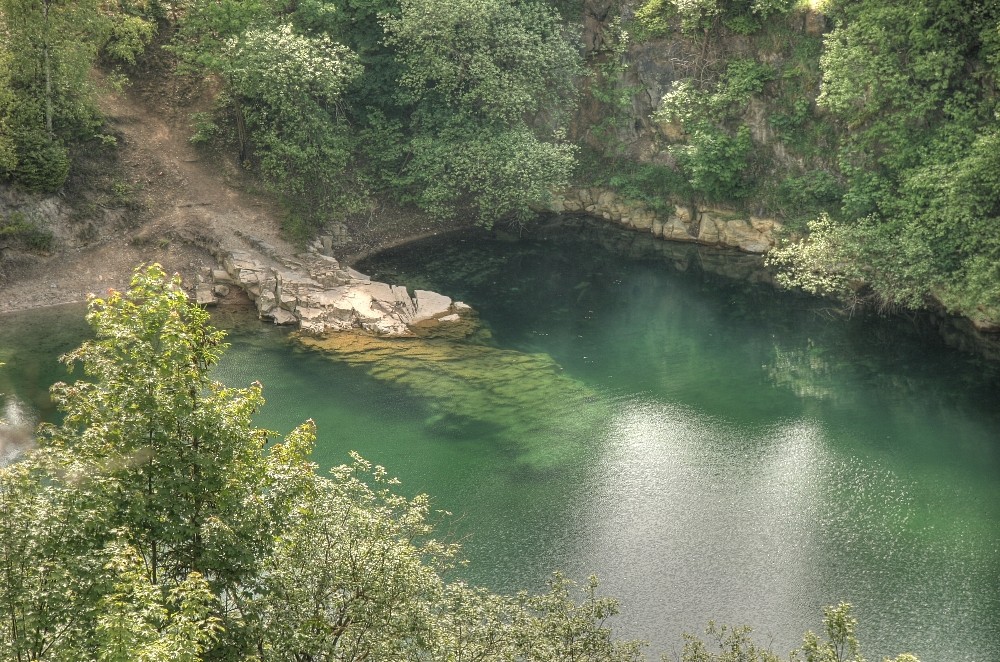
549,187 -> 780,253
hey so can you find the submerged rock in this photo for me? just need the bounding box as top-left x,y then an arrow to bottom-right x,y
297,333 -> 611,469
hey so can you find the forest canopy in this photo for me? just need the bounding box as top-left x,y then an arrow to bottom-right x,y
168,0 -> 581,234
634,0 -> 1000,319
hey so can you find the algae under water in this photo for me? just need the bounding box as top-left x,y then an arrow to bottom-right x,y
1,218 -> 998,660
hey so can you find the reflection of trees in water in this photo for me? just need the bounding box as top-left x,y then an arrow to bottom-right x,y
765,339 -> 836,401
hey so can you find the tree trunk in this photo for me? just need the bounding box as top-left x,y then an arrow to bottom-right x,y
42,0 -> 53,137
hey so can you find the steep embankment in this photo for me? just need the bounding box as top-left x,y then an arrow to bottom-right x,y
0,73 -> 457,317
0,79 -> 283,312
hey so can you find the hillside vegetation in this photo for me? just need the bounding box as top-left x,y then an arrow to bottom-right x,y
591,0 -> 999,323
0,0 -> 997,318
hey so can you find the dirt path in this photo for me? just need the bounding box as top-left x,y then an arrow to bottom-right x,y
0,80 -> 292,314
0,55 -> 473,316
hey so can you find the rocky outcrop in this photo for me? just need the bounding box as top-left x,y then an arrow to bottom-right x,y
549,187 -> 780,254
201,233 -> 474,338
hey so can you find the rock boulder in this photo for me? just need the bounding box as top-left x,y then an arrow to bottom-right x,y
212,239 -> 474,338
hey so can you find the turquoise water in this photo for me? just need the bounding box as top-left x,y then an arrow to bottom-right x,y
2,219 -> 998,660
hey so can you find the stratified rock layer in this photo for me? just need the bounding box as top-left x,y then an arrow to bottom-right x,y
204,233 -> 474,338
550,187 -> 781,254
297,333 -> 609,469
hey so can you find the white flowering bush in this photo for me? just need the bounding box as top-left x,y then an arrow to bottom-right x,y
222,25 -> 362,224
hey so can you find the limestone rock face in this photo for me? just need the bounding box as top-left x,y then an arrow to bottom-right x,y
212,238 -> 474,338
194,283 -> 217,306
412,289 -> 454,323
550,187 -> 781,254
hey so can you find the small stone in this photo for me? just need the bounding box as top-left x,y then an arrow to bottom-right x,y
271,308 -> 298,325
195,283 -> 216,306
212,269 -> 233,284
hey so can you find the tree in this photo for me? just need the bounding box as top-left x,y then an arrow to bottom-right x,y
172,0 -> 583,230
763,0 -> 1000,320
221,24 -> 362,224
384,0 -> 581,226
42,266 -> 285,592
0,49 -> 18,173
246,452 -> 459,660
0,264 -> 644,660
1,265 -> 316,658
0,0 -> 155,190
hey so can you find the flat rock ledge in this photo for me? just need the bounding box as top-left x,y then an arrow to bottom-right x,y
549,187 -> 782,254
202,233 -> 474,338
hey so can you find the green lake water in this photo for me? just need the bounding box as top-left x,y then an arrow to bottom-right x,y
1,218 -> 998,660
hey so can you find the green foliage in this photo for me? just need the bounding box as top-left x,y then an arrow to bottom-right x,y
222,24 -> 362,224
95,547 -> 222,662
354,107 -> 407,191
43,266 -> 291,597
633,0 -> 676,39
187,112 -> 220,145
632,0 -> 1000,321
520,572 -> 646,660
633,0 -> 795,39
100,0 -> 157,66
0,265 -> 316,656
0,48 -> 18,174
801,602 -> 863,662
585,18 -> 640,156
767,0 -> 1000,318
672,124 -> 753,200
601,160 -> 693,211
406,122 -> 577,227
0,0 -> 156,189
767,214 -> 868,306
773,170 -> 844,227
0,449 -> 110,660
382,0 -> 582,226
652,57 -> 773,202
168,0 -> 278,72
0,210 -> 55,250
171,0 -> 583,231
654,58 -> 773,123
0,264 -> 647,660
247,451 -> 459,660
681,622 -> 784,661
294,0 -> 402,109
679,603 -> 920,662
10,129 -> 71,192
766,212 -> 947,312
387,0 -> 579,125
